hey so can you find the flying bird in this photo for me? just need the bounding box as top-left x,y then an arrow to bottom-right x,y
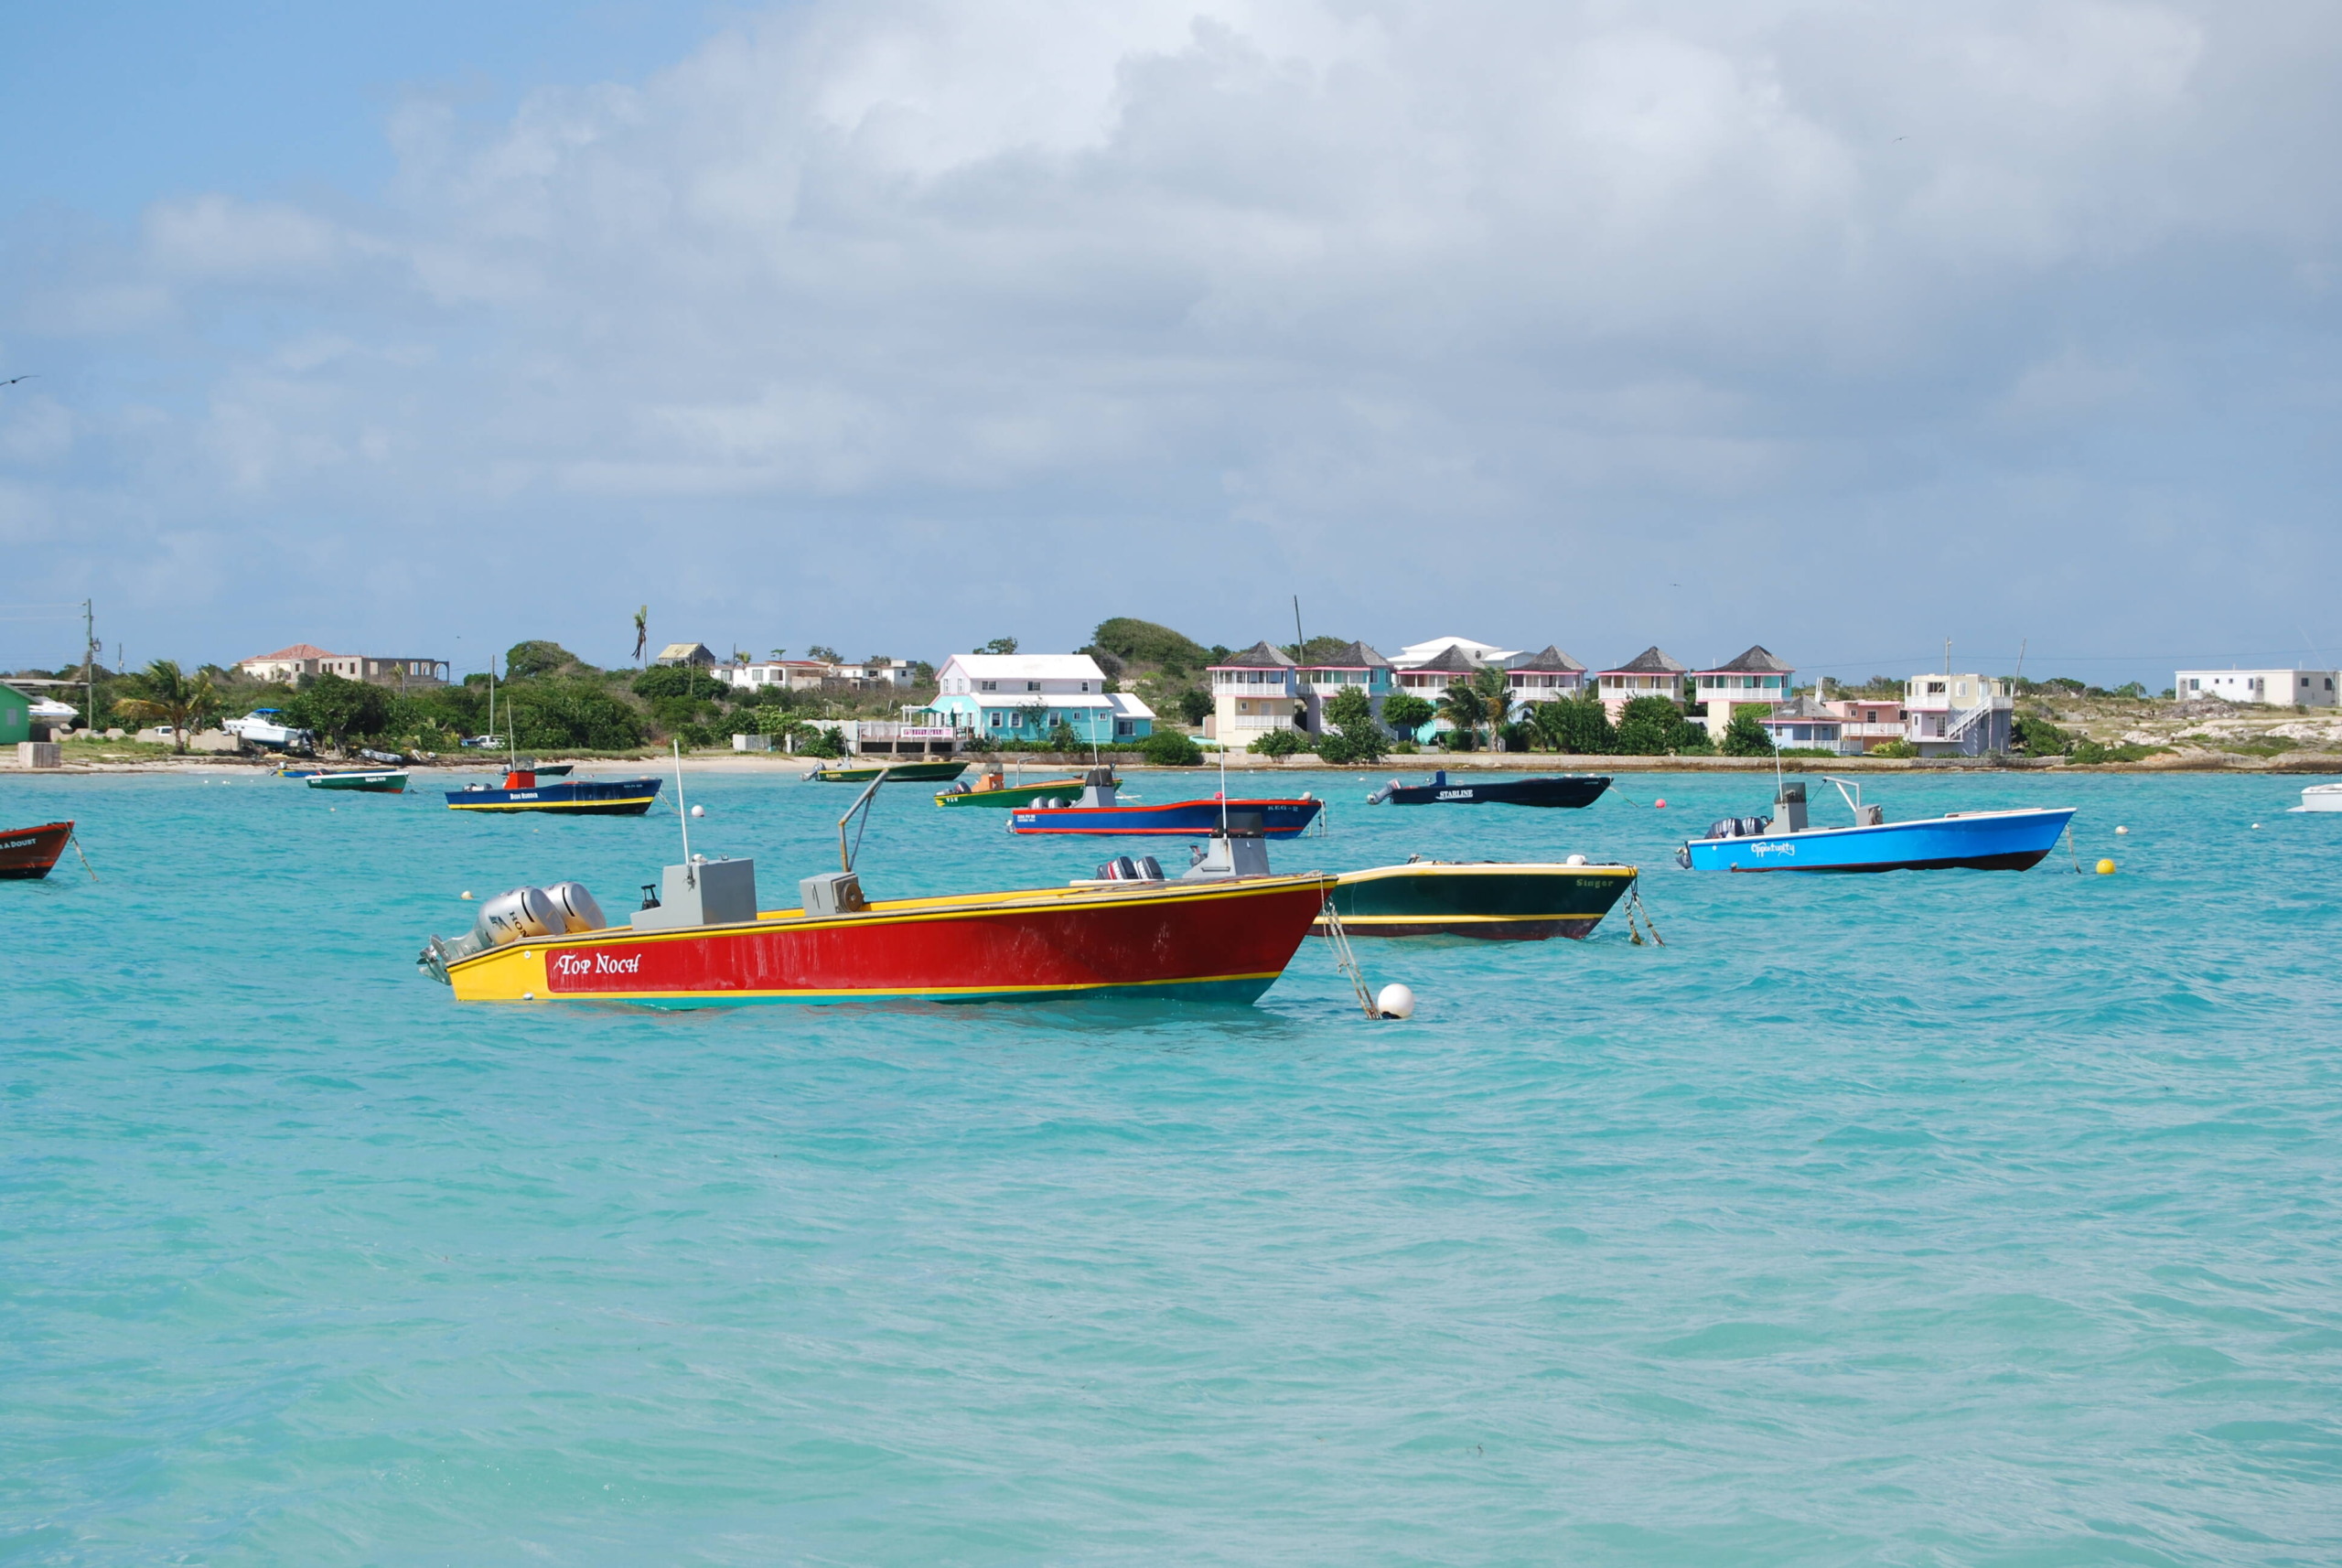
0,374 -> 34,386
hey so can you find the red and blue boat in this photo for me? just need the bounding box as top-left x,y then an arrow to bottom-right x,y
1679,778 -> 2075,873
446,768 -> 663,816
1005,770 -> 1322,839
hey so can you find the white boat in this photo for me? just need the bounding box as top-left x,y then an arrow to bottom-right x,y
222,709 -> 316,750
2290,782 -> 2342,813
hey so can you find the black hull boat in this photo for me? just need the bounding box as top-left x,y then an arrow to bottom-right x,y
1316,859 -> 1636,940
1366,769 -> 1610,808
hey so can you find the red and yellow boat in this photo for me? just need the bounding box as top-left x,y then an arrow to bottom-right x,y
421,864 -> 1336,1006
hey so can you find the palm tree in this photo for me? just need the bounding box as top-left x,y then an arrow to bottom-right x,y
1468,665 -> 1513,748
1435,679 -> 1490,751
114,659 -> 219,755
632,606 -> 649,663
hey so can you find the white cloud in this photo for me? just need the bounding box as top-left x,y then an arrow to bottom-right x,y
5,0 -> 2340,670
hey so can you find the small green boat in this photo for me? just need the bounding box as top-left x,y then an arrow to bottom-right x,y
305,768 -> 409,794
803,759 -> 970,784
936,768 -> 1110,809
1317,859 -> 1637,940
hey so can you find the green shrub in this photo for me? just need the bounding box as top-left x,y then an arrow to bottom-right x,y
1870,738 -> 1918,758
1720,711 -> 1776,757
1615,696 -> 1699,756
632,664 -> 723,702
1175,687 -> 1213,726
1248,727 -> 1308,757
1142,729 -> 1205,766
510,679 -> 648,750
1526,692 -> 1613,754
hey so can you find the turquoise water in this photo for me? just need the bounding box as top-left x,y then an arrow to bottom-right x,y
5,767 -> 2339,1565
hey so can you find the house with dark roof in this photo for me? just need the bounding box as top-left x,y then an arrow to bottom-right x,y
1690,645 -> 1795,736
1293,640 -> 1395,736
1504,645 -> 1587,704
1757,695 -> 1843,752
1205,641 -> 1300,742
1595,647 -> 1688,719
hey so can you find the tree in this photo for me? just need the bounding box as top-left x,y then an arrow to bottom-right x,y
285,671 -> 393,746
1089,618 -> 1209,672
113,659 -> 220,755
807,644 -> 841,663
633,606 -> 648,663
632,664 -> 715,702
504,639 -> 585,680
1380,692 -> 1434,740
1248,727 -> 1307,757
1046,717 -> 1084,752
1615,695 -> 1697,756
1436,668 -> 1512,751
1316,686 -> 1387,765
1142,728 -> 1204,766
1720,709 -> 1776,757
510,680 -> 647,750
1527,692 -> 1612,754
768,648 -> 787,661
977,637 -> 1018,656
1176,687 -> 1213,726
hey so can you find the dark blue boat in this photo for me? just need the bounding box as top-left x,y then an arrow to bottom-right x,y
446,768 -> 662,816
1367,769 -> 1610,807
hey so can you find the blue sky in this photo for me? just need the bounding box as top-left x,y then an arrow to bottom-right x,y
3,0 -> 2337,685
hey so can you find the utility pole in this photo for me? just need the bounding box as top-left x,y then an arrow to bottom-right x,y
82,599 -> 95,736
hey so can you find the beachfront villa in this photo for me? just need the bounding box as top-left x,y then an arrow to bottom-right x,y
926,653 -> 1154,743
1828,697 -> 1907,754
1205,641 -> 1301,742
1689,647 -> 1795,736
2174,668 -> 2339,707
1757,696 -> 1844,752
716,657 -> 918,693
236,644 -> 450,686
1505,647 -> 1587,708
1906,672 -> 2014,757
1595,648 -> 1689,720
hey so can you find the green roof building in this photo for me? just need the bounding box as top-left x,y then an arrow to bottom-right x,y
0,684 -> 30,746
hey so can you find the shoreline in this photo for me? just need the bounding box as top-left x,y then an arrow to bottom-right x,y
8,748 -> 2340,779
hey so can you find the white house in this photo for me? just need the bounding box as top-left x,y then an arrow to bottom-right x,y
1391,635 -> 1520,670
2175,669 -> 2339,707
926,653 -> 1153,743
1905,672 -> 2014,756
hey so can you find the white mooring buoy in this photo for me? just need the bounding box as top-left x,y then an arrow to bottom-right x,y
691,803 -> 706,818
1376,983 -> 1416,1020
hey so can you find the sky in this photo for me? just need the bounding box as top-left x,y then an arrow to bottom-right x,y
3,0 -> 2337,685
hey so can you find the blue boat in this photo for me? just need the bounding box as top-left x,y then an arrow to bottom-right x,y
1006,770 -> 1323,839
1679,777 -> 2074,873
446,768 -> 663,816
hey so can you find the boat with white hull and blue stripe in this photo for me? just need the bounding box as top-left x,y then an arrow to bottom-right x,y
1679,778 -> 2075,874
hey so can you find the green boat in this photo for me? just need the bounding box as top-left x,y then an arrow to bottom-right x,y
304,768 -> 409,795
935,768 -> 1111,809
1316,859 -> 1637,940
803,759 -> 970,784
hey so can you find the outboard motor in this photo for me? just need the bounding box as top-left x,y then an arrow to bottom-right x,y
545,881 -> 606,933
1706,817 -> 1739,841
478,886 -> 558,946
